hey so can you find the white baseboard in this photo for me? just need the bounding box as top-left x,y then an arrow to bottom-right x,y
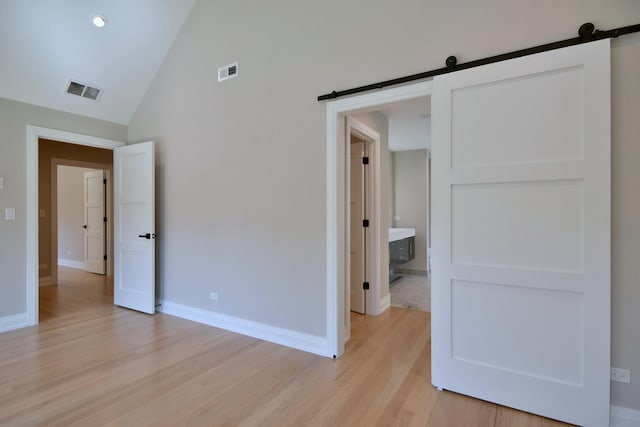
158,300 -> 330,358
376,294 -> 391,315
39,276 -> 54,286
58,259 -> 85,269
611,405 -> 640,427
0,313 -> 28,333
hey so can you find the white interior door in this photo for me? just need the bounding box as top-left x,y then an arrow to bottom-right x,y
350,139 -> 366,314
83,170 -> 106,274
431,40 -> 610,427
114,141 -> 155,314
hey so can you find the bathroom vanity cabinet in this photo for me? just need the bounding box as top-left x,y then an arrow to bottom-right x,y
388,228 -> 415,282
390,237 -> 414,264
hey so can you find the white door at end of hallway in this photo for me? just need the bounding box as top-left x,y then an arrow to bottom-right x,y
83,170 -> 106,274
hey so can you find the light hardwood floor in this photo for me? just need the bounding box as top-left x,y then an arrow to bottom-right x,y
0,267 -> 572,426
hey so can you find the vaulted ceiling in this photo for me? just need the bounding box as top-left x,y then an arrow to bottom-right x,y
0,0 -> 197,125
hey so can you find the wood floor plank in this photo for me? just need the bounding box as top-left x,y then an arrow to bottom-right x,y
374,338 -> 437,427
494,406 -> 576,427
0,267 -> 573,426
426,391 -> 497,427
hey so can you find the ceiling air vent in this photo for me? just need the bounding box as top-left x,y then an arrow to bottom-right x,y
65,80 -> 103,101
218,62 -> 238,82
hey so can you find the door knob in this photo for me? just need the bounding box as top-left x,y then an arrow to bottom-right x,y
138,233 -> 151,239
82,225 -> 88,229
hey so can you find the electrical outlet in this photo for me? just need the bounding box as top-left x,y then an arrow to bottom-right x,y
5,208 -> 15,221
209,292 -> 218,301
611,367 -> 631,383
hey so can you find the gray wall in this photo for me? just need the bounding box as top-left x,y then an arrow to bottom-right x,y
610,33 -> 640,410
57,166 -> 97,265
128,0 -> 636,410
393,150 -> 428,272
0,97 -> 125,316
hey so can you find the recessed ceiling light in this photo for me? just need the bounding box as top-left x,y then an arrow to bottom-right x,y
92,14 -> 107,28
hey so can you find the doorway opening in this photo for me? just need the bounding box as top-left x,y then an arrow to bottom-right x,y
344,103 -> 432,341
26,126 -> 125,326
381,97 -> 432,312
38,140 -> 114,322
325,81 -> 433,358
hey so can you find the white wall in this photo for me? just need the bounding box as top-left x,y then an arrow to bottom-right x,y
0,97 -> 125,317
393,150 -> 428,272
126,0 -> 640,410
57,166 -> 98,265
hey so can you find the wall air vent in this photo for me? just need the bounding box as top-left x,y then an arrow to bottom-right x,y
65,80 -> 103,101
218,62 -> 238,82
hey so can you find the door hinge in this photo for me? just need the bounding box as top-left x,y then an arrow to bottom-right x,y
103,216 -> 107,223
363,219 -> 369,228
362,156 -> 369,165
363,282 -> 370,290
103,178 -> 107,184
103,255 -> 108,261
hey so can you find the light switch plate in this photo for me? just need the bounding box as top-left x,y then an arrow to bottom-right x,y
5,208 -> 15,221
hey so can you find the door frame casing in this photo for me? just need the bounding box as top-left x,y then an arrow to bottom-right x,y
325,81 -> 433,357
26,125 -> 125,326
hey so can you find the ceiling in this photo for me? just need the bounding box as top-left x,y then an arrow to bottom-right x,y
379,97 -> 431,151
378,97 -> 430,119
0,0 -> 197,125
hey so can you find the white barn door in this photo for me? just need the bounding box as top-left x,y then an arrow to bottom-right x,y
431,40 -> 610,426
114,142 -> 156,314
